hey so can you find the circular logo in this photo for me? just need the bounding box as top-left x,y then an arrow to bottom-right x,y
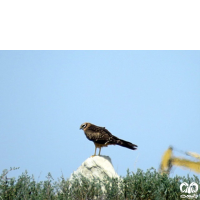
180,182 -> 198,194
190,182 -> 198,193
180,182 -> 189,193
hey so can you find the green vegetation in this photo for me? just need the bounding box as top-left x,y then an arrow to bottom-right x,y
0,167 -> 199,199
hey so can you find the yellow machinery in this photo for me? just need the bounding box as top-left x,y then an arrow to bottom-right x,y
160,146 -> 200,174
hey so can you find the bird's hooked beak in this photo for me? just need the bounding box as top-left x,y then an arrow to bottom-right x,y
80,123 -> 87,130
80,124 -> 84,130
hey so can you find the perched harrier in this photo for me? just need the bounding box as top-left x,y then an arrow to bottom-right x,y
80,122 -> 138,156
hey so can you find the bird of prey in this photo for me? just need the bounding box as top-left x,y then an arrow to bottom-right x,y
80,122 -> 138,156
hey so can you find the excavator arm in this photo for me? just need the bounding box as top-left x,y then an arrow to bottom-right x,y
160,147 -> 200,174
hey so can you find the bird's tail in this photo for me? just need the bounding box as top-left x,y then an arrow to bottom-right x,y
115,138 -> 138,150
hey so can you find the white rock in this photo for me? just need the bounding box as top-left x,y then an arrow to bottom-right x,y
69,155 -> 122,197
70,155 -> 120,181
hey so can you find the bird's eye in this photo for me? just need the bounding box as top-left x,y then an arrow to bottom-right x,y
82,124 -> 86,128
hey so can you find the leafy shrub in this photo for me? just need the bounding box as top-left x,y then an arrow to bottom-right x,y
0,167 -> 199,200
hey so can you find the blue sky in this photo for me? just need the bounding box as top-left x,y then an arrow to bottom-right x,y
0,51 -> 200,180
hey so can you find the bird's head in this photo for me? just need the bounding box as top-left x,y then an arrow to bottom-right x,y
80,122 -> 89,130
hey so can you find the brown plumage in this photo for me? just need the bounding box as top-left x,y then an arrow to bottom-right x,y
80,122 -> 138,156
